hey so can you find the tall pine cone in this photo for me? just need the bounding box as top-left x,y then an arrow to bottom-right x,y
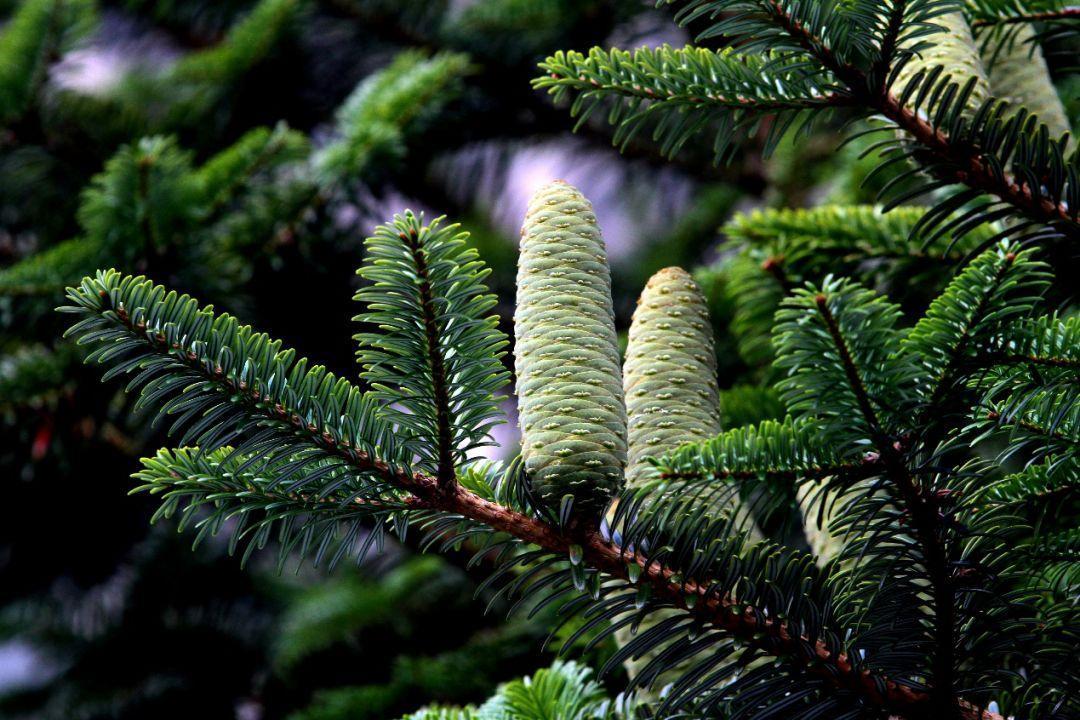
895,11 -> 990,117
624,266 -> 720,487
982,25 -> 1071,140
514,181 -> 626,513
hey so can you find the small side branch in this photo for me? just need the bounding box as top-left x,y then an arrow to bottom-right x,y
972,7 -> 1080,27
813,292 -> 959,715
766,0 -> 1080,237
660,458 -> 878,483
404,224 -> 457,487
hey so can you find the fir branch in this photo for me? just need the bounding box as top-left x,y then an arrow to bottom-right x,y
561,2 -> 1080,239
354,213 -> 509,483
414,226 -> 455,485
656,417 -> 880,484
980,387 -> 1079,464
970,317 -> 1078,469
975,459 -> 1079,516
788,280 -> 961,714
1021,526 -> 1080,595
41,0 -> 300,139
723,205 -> 994,262
61,271 -> 413,482
315,50 -> 472,183
473,660 -> 614,719
0,235 -> 107,297
133,447 -> 412,569
774,278 -> 916,446
540,46 -> 850,112
979,313 -> 1080,370
534,45 -> 851,160
967,1 -> 1080,27
813,293 -> 892,440
759,0 -> 1080,235
988,410 -> 1074,442
166,0 -> 301,87
903,243 -> 1049,415
874,96 -> 1078,230
142,451 -> 935,716
76,135 -> 198,259
60,269 -> 1010,720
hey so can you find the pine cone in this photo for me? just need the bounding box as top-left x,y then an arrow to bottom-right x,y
514,181 -> 626,513
895,12 -> 990,117
624,266 -> 720,488
983,25 -> 1071,140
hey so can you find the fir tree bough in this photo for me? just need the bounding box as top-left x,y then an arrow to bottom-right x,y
618,266 -> 730,690
61,206 -> 1079,720
534,0 -> 1080,244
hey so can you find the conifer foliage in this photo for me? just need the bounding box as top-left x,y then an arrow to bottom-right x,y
64,194 -> 1078,719
535,0 -> 1080,245
30,0 -> 1080,718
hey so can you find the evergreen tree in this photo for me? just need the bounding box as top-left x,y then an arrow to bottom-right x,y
7,0 -> 1080,718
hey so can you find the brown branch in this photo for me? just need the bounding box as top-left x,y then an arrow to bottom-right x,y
424,476 -> 1009,720
760,255 -> 792,290
432,482 -> 932,710
972,7 -> 1080,27
404,224 -> 456,487
106,303 -> 1002,720
874,94 -> 1077,231
814,293 -> 959,716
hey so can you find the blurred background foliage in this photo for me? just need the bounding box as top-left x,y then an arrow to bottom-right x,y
0,1 -> 1076,719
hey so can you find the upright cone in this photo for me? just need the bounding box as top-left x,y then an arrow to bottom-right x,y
618,267 -> 762,689
895,12 -> 990,117
624,267 -> 721,487
514,181 -> 626,513
983,26 -> 1071,141
798,482 -> 845,566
